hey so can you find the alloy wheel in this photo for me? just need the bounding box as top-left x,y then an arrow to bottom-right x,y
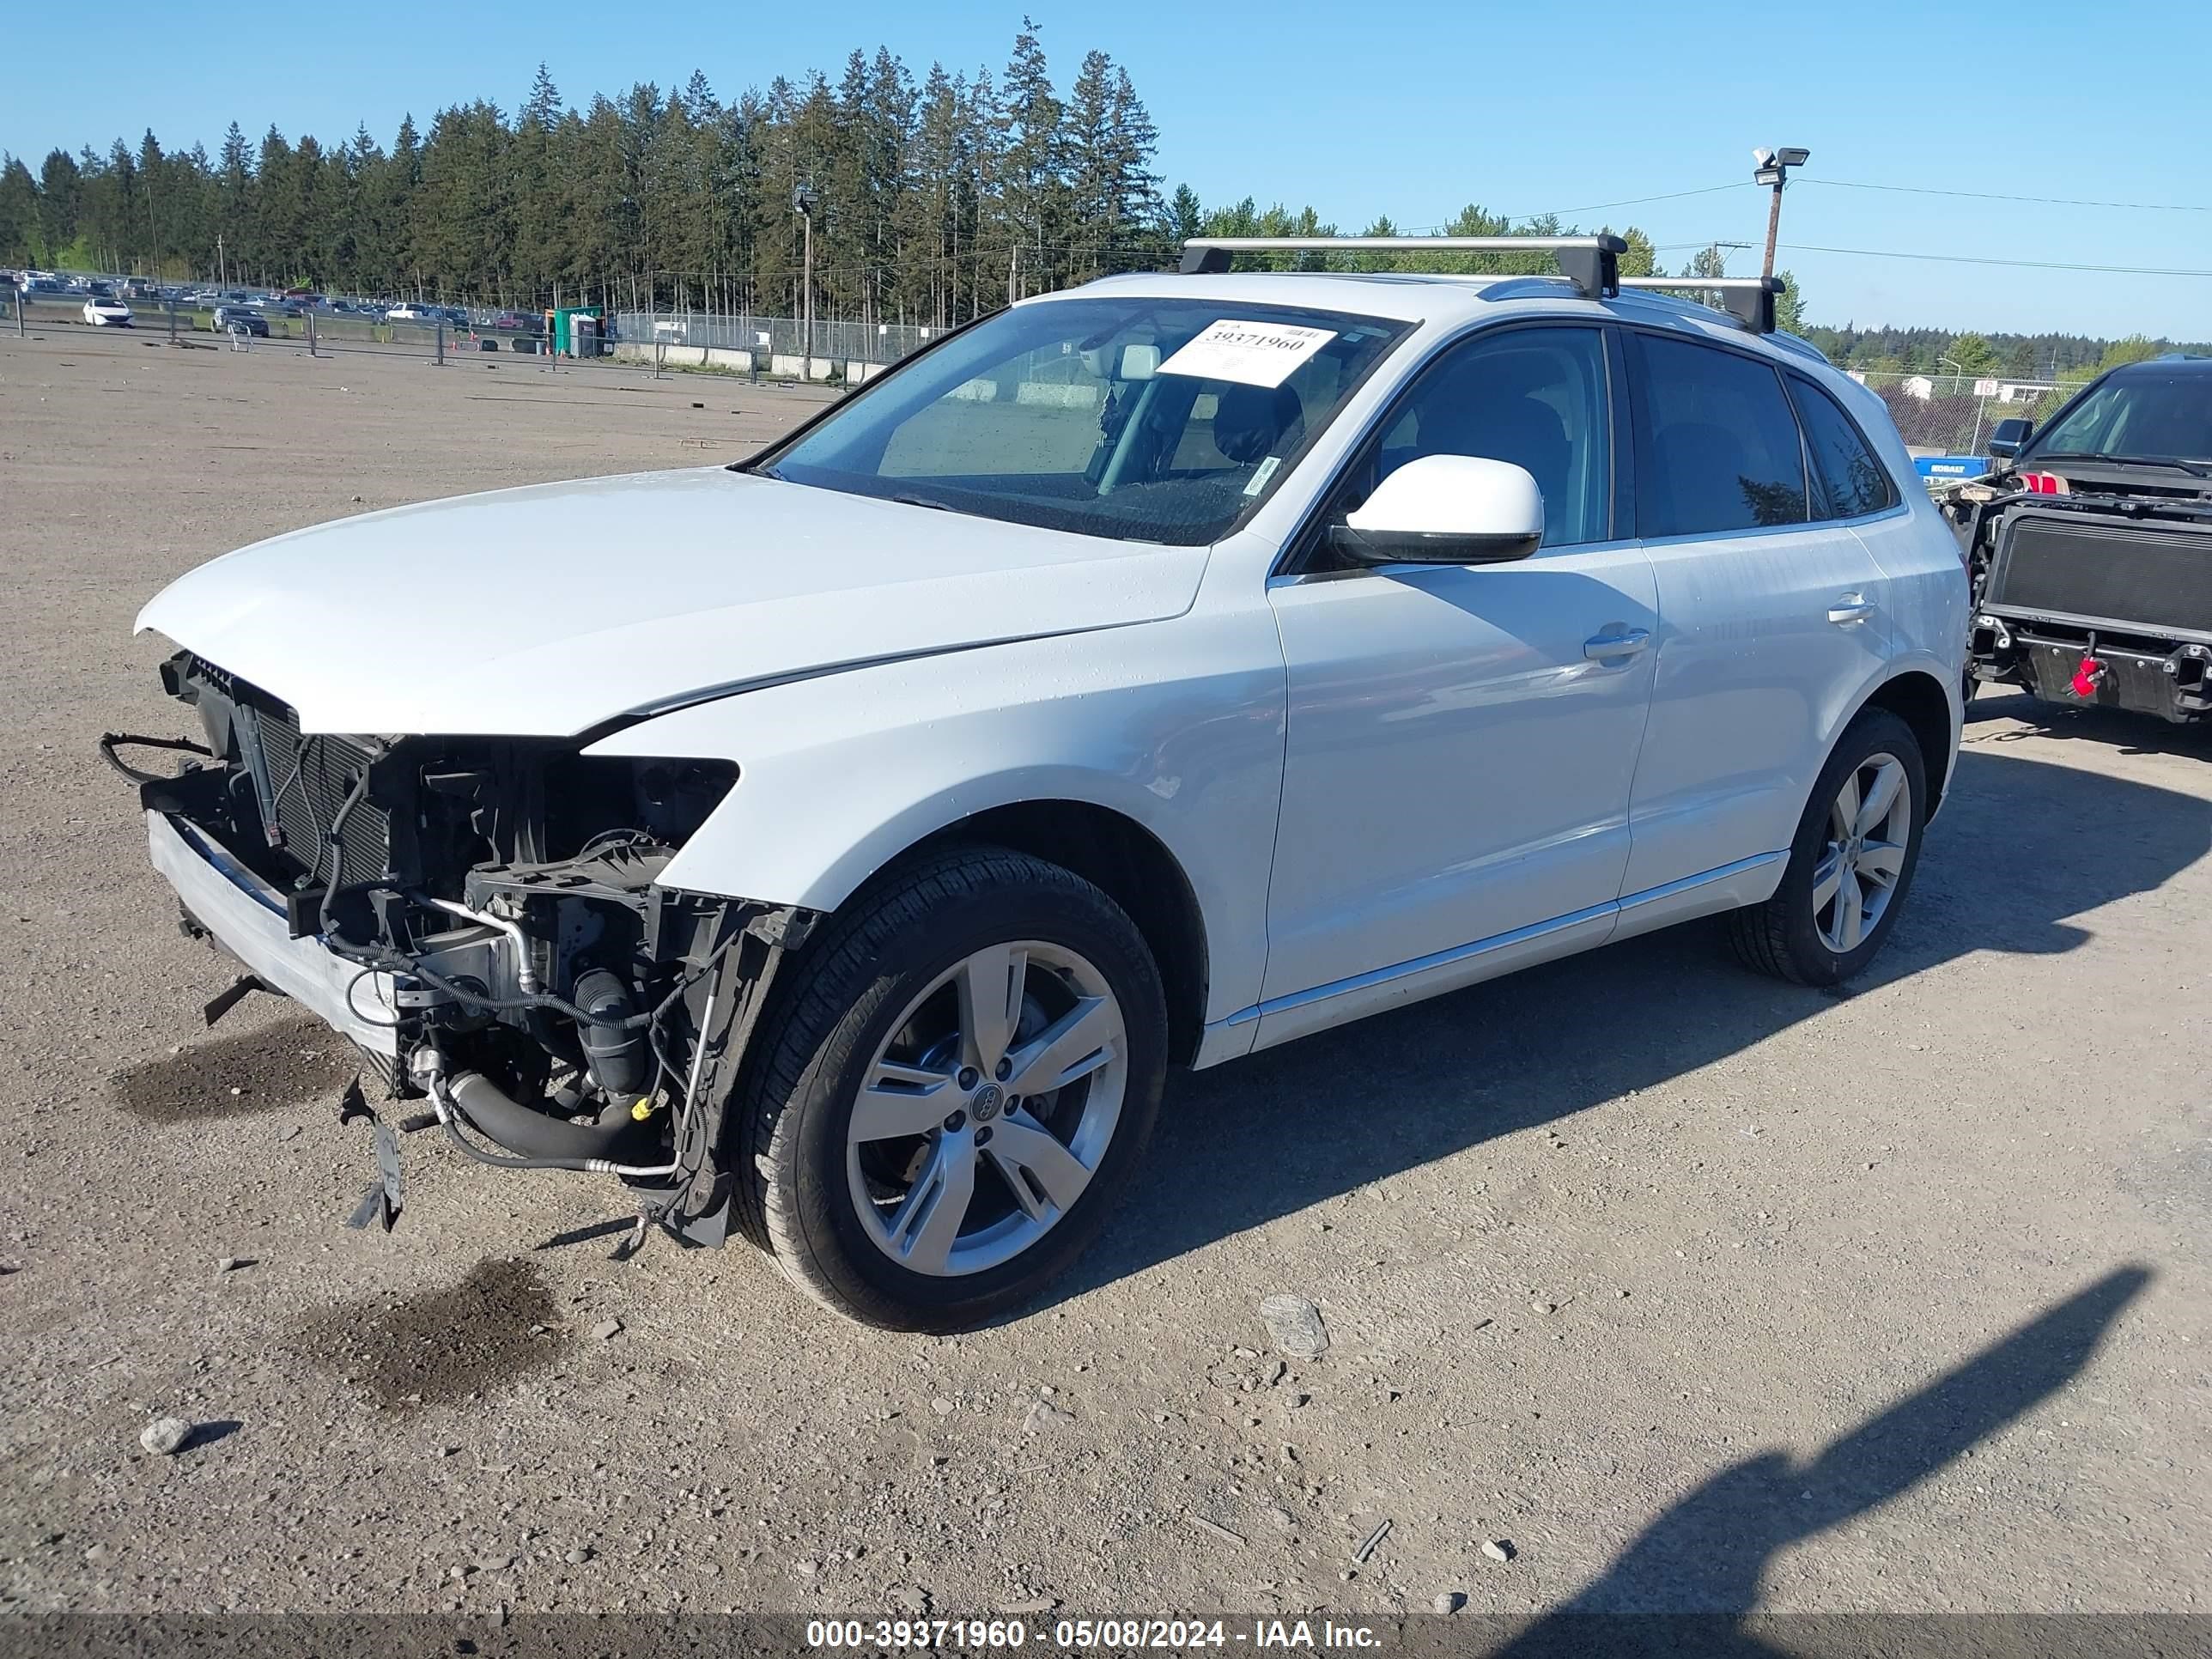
845,940 -> 1127,1278
1812,750 -> 1912,954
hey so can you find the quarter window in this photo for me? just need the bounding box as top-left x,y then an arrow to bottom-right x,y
1630,333 -> 1809,537
1790,376 -> 1899,520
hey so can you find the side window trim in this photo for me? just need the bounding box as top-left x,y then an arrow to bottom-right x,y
1277,318 -> 1619,577
1620,324 -> 1816,541
1783,370 -> 1903,521
1602,324 -> 1635,543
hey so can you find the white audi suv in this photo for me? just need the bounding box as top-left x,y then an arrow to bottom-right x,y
112,237 -> 1967,1328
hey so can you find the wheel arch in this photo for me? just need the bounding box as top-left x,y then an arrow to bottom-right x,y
1857,667 -> 1958,814
888,799 -> 1211,1068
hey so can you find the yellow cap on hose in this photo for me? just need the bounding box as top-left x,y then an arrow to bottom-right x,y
630,1097 -> 655,1121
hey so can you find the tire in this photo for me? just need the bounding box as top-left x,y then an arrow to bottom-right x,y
731,845 -> 1169,1330
1729,707 -> 1928,987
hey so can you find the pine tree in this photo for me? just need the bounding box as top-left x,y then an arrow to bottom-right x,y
0,155 -> 40,263
1164,183 -> 1201,246
1064,50 -> 1115,279
38,149 -> 82,263
996,18 -> 1065,296
523,64 -> 562,131
1103,67 -> 1160,264
1774,270 -> 1806,335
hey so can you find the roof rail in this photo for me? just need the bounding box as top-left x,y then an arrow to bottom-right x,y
1179,235 -> 1627,301
1616,275 -> 1784,335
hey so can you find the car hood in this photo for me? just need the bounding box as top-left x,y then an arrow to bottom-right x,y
137,467 -> 1209,736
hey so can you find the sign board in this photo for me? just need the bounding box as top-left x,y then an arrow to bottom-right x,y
1158,319 -> 1336,388
1914,455 -> 1991,480
1973,378 -> 2001,398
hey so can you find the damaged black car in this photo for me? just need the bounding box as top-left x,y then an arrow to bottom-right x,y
1948,354 -> 2212,725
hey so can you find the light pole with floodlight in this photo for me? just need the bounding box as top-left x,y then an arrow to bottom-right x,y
1752,146 -> 1809,281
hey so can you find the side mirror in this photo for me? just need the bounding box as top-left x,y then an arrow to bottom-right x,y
1986,417 -> 2032,461
1330,455 -> 1544,566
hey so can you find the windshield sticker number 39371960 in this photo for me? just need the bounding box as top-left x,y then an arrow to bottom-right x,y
1158,319 -> 1336,389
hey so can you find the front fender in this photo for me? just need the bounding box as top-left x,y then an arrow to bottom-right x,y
585,615 -> 1287,1025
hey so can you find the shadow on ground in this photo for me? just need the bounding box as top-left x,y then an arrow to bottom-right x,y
1066,743 -> 2208,1298
1478,1265 -> 2151,1652
1966,687 -> 2212,759
105,1012 -> 357,1121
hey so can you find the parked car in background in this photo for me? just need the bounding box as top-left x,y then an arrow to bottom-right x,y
209,305 -> 270,337
114,238 -> 1966,1328
383,303 -> 432,322
82,295 -> 134,327
1952,354 -> 2212,726
491,310 -> 541,331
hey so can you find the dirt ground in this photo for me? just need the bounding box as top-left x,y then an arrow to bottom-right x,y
1,325 -> 2207,1638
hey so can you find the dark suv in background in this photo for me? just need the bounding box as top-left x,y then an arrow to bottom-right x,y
1952,355 -> 2212,725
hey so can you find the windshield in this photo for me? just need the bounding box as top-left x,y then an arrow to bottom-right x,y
2030,370 -> 2212,465
757,295 -> 1412,545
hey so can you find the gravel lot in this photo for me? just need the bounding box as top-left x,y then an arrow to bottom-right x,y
2,326 -> 2207,1635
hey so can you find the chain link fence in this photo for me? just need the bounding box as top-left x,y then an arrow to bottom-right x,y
616,312 -> 939,368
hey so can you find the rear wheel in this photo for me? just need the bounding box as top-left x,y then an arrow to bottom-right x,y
732,846 -> 1167,1330
1730,708 -> 1927,986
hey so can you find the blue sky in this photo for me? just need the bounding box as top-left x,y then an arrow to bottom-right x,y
5,0 -> 2207,339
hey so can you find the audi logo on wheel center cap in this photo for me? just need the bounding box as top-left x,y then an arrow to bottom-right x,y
969,1083 -> 1005,1121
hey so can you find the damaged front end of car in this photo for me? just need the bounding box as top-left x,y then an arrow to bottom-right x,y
105,650 -> 815,1241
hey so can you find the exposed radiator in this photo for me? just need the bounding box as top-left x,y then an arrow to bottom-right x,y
1988,508 -> 2212,640
240,702 -> 391,889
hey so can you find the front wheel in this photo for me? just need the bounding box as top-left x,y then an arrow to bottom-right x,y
732,846 -> 1168,1330
1729,708 -> 1928,987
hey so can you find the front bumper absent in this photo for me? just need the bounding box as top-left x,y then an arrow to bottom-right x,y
1972,616 -> 2212,723
145,809 -> 400,1055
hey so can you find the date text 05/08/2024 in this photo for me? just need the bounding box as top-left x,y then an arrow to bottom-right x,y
804,1618 -> 1385,1650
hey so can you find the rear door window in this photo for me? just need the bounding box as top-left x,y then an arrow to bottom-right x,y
1790,375 -> 1899,520
1629,333 -> 1809,538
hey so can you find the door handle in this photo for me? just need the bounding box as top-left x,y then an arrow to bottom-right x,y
1583,627 -> 1651,661
1827,594 -> 1875,626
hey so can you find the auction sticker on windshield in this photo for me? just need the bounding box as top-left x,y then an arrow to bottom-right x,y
1158,319 -> 1336,388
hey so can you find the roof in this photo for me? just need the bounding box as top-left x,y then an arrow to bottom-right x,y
2108,354 -> 2212,375
1060,269 -> 1829,364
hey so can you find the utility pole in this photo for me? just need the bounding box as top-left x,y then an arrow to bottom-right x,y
1751,147 -> 1810,281
794,183 -> 818,384
216,231 -> 224,288
1008,242 -> 1021,307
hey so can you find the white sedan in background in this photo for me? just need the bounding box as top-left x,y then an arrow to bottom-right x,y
82,295 -> 134,326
